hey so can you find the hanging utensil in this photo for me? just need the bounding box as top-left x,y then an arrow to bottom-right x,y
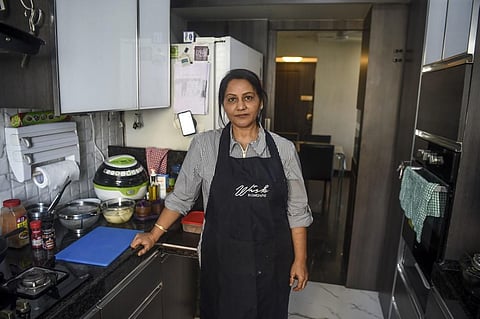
46,177 -> 71,214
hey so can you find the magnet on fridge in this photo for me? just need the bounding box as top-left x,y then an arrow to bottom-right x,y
183,31 -> 197,43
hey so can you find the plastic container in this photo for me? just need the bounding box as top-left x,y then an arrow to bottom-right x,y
181,211 -> 204,234
1,199 -> 29,248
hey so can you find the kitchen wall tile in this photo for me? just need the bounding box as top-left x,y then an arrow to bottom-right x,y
0,175 -> 9,192
0,109 -> 124,205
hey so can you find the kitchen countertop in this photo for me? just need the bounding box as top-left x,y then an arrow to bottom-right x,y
2,214 -> 200,319
432,260 -> 480,318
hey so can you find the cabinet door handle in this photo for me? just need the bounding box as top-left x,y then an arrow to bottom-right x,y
128,282 -> 163,319
414,262 -> 431,289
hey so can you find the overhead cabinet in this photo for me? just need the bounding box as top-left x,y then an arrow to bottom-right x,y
423,0 -> 479,65
54,0 -> 170,113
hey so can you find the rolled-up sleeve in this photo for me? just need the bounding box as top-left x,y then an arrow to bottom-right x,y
282,142 -> 313,228
164,136 -> 203,216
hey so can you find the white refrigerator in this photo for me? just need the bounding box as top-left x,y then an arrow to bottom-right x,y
124,36 -> 263,151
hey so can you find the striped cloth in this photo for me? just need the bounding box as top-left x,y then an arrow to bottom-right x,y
399,166 -> 446,242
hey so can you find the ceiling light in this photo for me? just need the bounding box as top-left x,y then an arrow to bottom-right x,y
281,56 -> 303,62
276,57 -> 318,63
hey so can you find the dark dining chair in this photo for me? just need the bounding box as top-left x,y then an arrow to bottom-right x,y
298,143 -> 335,214
277,131 -> 299,142
303,134 -> 332,144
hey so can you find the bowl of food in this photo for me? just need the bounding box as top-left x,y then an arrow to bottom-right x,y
56,199 -> 101,234
101,198 -> 135,224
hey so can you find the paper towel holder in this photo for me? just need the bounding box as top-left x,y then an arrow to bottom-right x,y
5,122 -> 80,182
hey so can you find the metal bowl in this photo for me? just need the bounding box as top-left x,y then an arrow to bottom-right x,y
56,200 -> 101,235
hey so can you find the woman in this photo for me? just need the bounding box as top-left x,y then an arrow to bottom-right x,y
131,69 -> 313,319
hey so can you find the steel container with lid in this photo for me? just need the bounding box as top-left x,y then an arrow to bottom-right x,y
93,154 -> 149,201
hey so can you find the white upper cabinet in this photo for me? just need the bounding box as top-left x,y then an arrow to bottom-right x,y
444,0 -> 477,58
423,0 -> 479,65
54,0 -> 170,114
423,0 -> 448,65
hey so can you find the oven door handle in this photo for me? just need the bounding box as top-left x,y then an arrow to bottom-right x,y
414,262 -> 431,289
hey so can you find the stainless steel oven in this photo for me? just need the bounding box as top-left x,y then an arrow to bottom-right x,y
404,130 -> 461,278
391,130 -> 462,319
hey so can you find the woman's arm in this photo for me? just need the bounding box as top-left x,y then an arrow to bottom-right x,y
130,207 -> 182,256
289,226 -> 308,291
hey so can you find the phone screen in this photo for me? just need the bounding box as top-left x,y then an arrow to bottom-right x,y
178,111 -> 196,136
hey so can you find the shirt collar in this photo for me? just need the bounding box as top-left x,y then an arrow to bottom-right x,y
229,125 -> 267,155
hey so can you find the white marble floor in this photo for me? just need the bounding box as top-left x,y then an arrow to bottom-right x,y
288,281 -> 384,319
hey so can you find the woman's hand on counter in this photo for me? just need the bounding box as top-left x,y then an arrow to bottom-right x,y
130,207 -> 182,256
130,232 -> 159,256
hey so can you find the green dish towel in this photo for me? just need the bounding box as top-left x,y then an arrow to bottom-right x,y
399,166 -> 446,242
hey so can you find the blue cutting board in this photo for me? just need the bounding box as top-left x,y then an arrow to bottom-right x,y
56,226 -> 141,267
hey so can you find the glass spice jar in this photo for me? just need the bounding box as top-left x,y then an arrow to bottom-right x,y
29,220 -> 43,249
41,216 -> 56,250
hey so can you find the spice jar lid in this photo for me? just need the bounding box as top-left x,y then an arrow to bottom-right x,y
30,220 -> 42,228
3,199 -> 21,207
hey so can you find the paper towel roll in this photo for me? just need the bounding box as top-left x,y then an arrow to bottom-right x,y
33,160 -> 80,189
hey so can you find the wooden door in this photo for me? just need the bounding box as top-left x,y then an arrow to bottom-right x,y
274,62 -> 316,140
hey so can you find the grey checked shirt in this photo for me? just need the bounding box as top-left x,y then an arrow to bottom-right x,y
165,126 -> 313,229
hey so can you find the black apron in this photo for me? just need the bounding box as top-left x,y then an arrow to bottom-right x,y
200,124 -> 294,319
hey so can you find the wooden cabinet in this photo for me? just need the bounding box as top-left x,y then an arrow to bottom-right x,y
82,250 -> 198,319
0,0 -> 54,110
423,0 -> 479,65
85,250 -> 165,319
54,0 -> 170,113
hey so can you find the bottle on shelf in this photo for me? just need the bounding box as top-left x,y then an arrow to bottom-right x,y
167,164 -> 181,193
148,170 -> 158,202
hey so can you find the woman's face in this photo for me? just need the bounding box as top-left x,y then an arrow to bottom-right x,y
223,79 -> 261,129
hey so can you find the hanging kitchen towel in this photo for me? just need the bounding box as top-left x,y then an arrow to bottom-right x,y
146,147 -> 169,174
399,166 -> 445,242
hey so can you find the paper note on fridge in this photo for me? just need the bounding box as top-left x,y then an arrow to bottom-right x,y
173,61 -> 210,115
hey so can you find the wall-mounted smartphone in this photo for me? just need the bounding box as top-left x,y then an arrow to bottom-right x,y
178,110 -> 196,136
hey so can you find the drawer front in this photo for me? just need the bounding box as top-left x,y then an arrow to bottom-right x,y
98,250 -> 165,317
390,300 -> 401,319
393,268 -> 422,319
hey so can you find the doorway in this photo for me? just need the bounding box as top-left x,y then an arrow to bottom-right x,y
274,30 -> 362,285
274,62 -> 316,141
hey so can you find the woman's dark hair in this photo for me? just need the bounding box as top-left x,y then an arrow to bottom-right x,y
218,69 -> 268,125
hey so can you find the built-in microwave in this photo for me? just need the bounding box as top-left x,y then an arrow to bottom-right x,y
416,61 -> 472,142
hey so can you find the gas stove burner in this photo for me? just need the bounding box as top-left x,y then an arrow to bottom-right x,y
20,270 -> 54,290
5,267 -> 68,298
1,265 -> 89,319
